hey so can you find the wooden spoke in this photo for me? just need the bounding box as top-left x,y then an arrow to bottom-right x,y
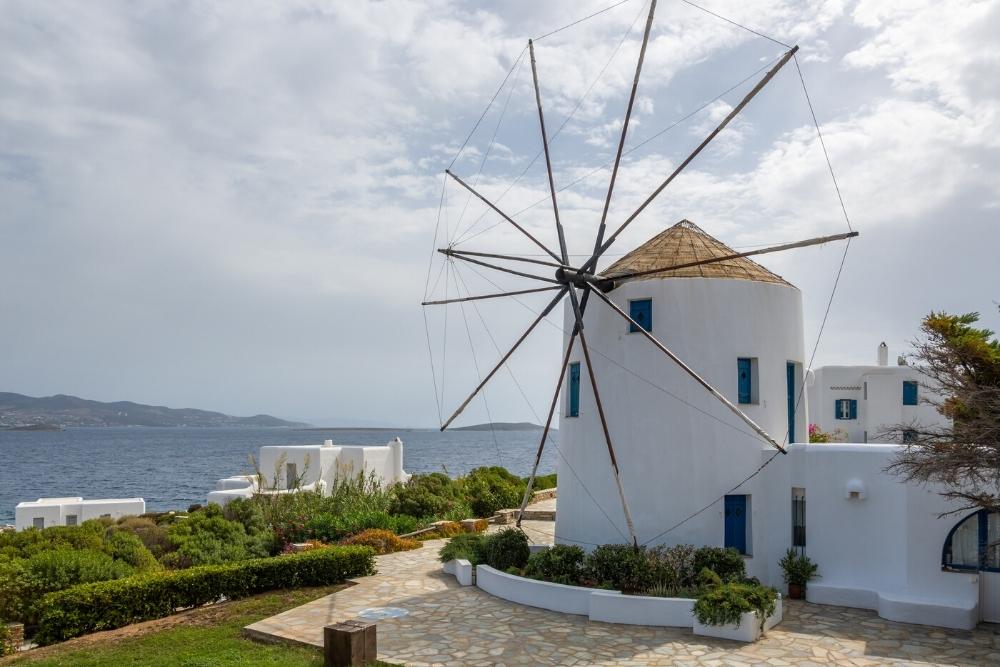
441,248 -> 567,270
440,287 -> 568,430
528,39 -> 570,264
589,287 -> 787,453
439,249 -> 561,284
608,230 -> 859,282
445,169 -> 562,263
422,285 -> 561,306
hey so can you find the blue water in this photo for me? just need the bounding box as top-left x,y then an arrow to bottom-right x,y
0,427 -> 557,523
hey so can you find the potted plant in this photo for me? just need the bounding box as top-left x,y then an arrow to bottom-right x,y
778,548 -> 819,599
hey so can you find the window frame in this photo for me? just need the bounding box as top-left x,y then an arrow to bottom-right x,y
903,380 -> 919,406
567,361 -> 581,418
627,298 -> 653,334
835,398 -> 857,420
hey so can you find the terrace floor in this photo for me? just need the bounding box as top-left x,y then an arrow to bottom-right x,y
246,519 -> 1000,666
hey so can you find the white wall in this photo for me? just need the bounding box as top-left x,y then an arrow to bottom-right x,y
555,277 -> 805,550
15,498 -> 145,530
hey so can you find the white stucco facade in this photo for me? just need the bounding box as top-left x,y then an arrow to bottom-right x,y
15,497 -> 145,530
206,437 -> 409,505
554,221 -> 995,629
807,349 -> 948,443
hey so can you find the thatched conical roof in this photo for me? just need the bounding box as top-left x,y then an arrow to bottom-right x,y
603,220 -> 793,287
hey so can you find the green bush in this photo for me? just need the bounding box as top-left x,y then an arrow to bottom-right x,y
693,568 -> 777,632
103,531 -> 161,572
302,510 -> 421,544
778,548 -> 819,586
462,467 -> 526,518
389,473 -> 464,518
692,546 -> 745,583
0,522 -> 105,559
524,545 -> 585,585
583,545 -> 653,593
160,505 -> 273,569
478,528 -> 530,571
646,544 -> 697,595
438,533 -> 485,565
530,473 -> 557,491
113,517 -> 173,559
0,549 -> 136,627
34,546 -> 376,645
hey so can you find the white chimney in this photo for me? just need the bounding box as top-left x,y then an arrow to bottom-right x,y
877,342 -> 888,366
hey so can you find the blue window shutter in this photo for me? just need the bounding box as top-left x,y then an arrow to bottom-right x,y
568,363 -> 580,417
724,495 -> 748,555
737,358 -> 752,404
849,399 -> 858,420
629,299 -> 652,333
903,381 -> 918,406
786,362 -> 796,442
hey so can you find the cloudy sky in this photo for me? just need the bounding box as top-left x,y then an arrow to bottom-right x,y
1,0 -> 997,427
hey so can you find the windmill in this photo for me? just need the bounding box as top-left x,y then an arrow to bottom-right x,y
422,0 -> 857,548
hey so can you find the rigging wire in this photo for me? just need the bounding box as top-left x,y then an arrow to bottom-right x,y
453,54 -> 782,247
533,0 -> 638,42
450,265 -> 504,467
794,54 -> 854,233
678,0 -> 791,49
452,263 -> 630,541
452,0 -> 651,245
447,45 -> 528,171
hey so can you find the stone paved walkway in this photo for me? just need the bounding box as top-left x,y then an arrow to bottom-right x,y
247,521 -> 1000,666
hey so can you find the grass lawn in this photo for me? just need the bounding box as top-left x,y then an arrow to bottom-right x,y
2,585 -> 396,667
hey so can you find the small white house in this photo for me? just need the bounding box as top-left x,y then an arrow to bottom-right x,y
206,437 -> 409,505
554,220 -> 999,629
15,497 -> 146,531
807,343 -> 947,443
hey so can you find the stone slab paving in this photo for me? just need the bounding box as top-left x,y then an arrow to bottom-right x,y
247,520 -> 1000,666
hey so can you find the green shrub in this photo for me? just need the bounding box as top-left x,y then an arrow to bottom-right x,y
692,546 -> 745,582
339,529 -> 421,555
646,544 -> 698,594
524,545 -> 585,585
389,473 -> 464,518
303,510 -> 421,544
462,467 -> 526,518
34,546 -> 376,644
478,528 -> 530,571
530,473 -> 557,491
160,506 -> 272,569
583,544 -> 653,593
693,568 -> 777,632
0,522 -> 105,559
114,517 -> 173,559
438,533 -> 485,565
104,531 -> 161,572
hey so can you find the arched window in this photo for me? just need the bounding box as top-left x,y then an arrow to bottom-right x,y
942,509 -> 1000,572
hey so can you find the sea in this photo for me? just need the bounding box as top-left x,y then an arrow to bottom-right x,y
0,427 -> 558,524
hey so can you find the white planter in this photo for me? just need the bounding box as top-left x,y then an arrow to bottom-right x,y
589,591 -> 695,627
475,565 -> 621,615
441,559 -> 475,586
693,595 -> 782,642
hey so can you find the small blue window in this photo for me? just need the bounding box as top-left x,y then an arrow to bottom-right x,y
568,362 -> 580,417
835,399 -> 857,420
903,381 -> 918,406
629,298 -> 652,333
737,358 -> 752,404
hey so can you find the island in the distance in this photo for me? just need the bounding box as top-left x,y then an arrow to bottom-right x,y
0,392 -> 306,429
451,421 -> 554,432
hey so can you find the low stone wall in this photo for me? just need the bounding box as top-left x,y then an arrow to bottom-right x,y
3,623 -> 24,653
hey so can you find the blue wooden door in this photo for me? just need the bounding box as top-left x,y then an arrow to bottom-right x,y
786,362 -> 796,443
568,362 -> 580,417
724,495 -> 747,554
737,358 -> 752,404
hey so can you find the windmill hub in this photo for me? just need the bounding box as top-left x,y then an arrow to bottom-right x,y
554,267 -> 616,292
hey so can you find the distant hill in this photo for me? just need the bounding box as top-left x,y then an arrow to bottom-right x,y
452,421 -> 553,432
0,392 -> 307,428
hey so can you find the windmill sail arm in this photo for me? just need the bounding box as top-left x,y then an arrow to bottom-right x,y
439,286 -> 568,430
439,249 -> 562,284
422,285 -> 561,306
607,230 -> 859,282
589,288 -> 787,453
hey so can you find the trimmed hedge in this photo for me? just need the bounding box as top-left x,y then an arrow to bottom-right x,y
34,545 -> 375,645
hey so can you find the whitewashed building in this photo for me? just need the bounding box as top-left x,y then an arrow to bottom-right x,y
206,437 -> 409,505
807,344 -> 947,443
555,220 -> 998,629
15,497 -> 145,530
